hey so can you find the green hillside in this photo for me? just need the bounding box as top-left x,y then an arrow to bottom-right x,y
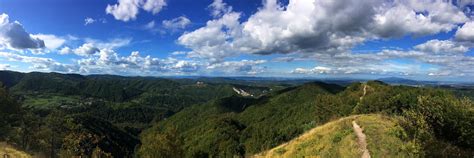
1,71 -> 267,131
1,71 -> 241,103
0,71 -> 278,157
60,115 -> 140,157
140,81 -> 474,157
0,71 -> 25,88
0,142 -> 31,158
139,82 -> 357,157
1,71 -> 473,157
0,82 -> 22,140
258,114 -> 416,157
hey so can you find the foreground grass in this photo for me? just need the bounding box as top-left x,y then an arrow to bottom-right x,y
257,114 -> 418,157
0,143 -> 31,158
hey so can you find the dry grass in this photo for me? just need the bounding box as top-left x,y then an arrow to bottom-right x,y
0,142 -> 31,158
255,114 -> 417,158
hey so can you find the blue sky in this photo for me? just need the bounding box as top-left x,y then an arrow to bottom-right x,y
0,0 -> 473,81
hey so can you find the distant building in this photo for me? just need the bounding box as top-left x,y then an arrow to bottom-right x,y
196,81 -> 206,87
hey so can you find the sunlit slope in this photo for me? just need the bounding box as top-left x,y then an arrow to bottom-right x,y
257,114 -> 417,157
141,80 -> 474,157
139,82 -> 351,157
0,143 -> 31,158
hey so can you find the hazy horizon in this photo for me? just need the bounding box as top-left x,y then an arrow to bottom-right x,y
4,69 -> 474,84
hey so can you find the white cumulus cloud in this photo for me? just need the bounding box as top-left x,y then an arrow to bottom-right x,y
0,13 -> 45,49
162,16 -> 191,30
59,46 -> 72,55
415,39 -> 469,54
74,43 -> 100,56
31,34 -> 66,50
84,17 -> 96,25
178,0 -> 469,61
0,51 -> 77,72
455,21 -> 474,42
106,0 -> 166,22
208,0 -> 232,18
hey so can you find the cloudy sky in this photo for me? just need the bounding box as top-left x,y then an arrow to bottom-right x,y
0,0 -> 474,81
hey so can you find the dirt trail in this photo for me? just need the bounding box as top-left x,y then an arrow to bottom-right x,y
359,84 -> 367,101
352,121 -> 371,158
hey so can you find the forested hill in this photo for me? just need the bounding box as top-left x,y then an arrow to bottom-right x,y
0,70 -> 277,157
0,71 -> 183,101
140,81 -> 474,157
0,71 -> 473,157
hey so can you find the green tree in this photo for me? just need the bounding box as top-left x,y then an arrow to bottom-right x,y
138,127 -> 184,158
17,112 -> 42,151
43,110 -> 70,158
0,83 -> 21,141
61,131 -> 102,157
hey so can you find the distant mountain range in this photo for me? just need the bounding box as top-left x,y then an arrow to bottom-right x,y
376,77 -> 421,85
1,70 -> 474,89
